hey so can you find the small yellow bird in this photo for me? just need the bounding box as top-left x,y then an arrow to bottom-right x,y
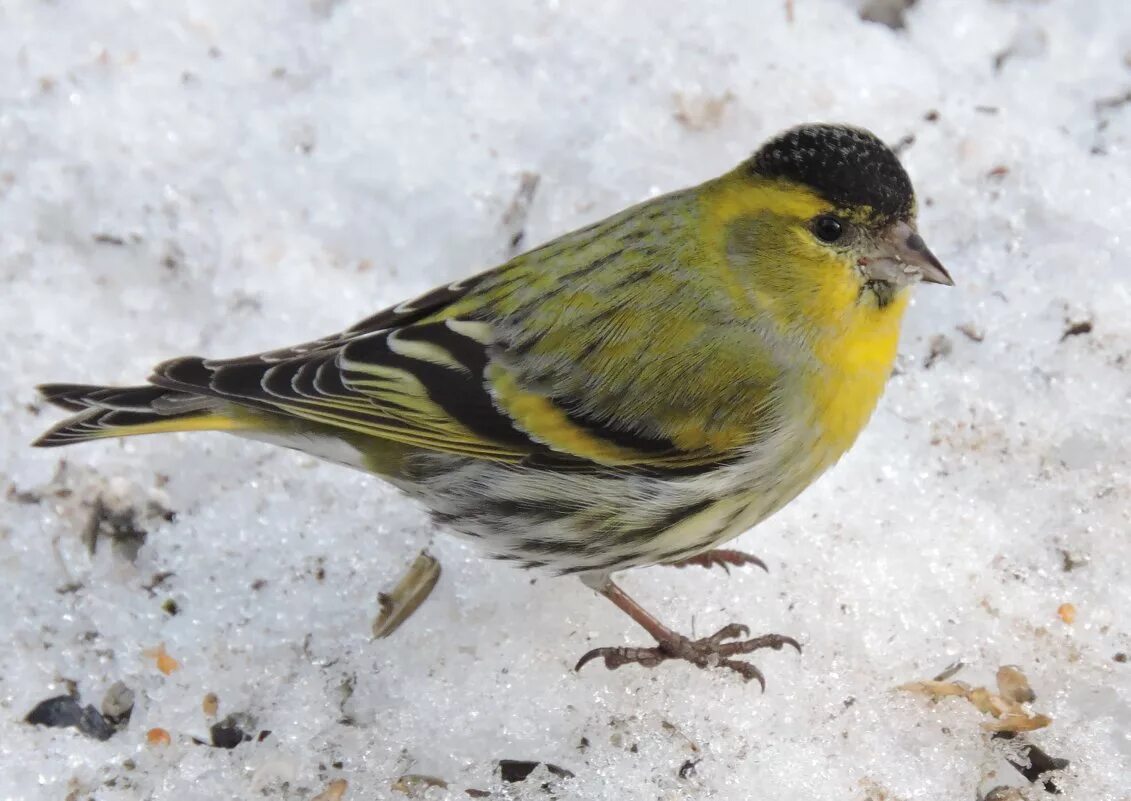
34,124 -> 951,686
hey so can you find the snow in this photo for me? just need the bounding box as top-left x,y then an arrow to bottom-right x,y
1,1 -> 1129,798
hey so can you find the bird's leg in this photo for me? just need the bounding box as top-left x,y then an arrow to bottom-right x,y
574,575 -> 800,688
667,548 -> 767,574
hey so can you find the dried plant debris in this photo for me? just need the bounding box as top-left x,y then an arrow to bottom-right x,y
672,91 -> 734,131
891,133 -> 915,156
995,665 -> 1036,706
859,0 -> 917,30
901,665 -> 1050,733
82,494 -> 149,561
391,774 -> 448,797
957,323 -> 986,343
859,777 -> 909,801
142,570 -> 175,595
502,172 -> 541,258
981,788 -> 1026,801
1060,319 -> 1093,341
923,334 -> 953,369
312,779 -> 348,801
1093,88 -> 1131,114
92,232 -> 132,246
7,483 -> 42,504
25,688 -> 128,741
901,665 -> 1069,794
372,550 -> 441,638
660,718 -> 701,753
15,463 -> 175,561
1059,550 -> 1087,572
934,660 -> 965,682
1090,89 -> 1126,153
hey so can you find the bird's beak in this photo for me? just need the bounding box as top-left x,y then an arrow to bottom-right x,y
881,220 -> 953,286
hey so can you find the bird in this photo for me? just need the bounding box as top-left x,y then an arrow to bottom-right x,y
33,123 -> 952,686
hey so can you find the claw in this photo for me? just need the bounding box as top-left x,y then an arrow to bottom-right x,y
706,623 -> 750,645
719,659 -> 767,691
669,549 -> 769,574
575,624 -> 799,684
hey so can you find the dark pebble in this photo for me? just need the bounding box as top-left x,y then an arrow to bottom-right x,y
498,760 -> 574,783
25,695 -> 115,741
210,714 -> 254,749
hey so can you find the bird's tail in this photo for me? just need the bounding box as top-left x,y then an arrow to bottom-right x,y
32,383 -> 253,447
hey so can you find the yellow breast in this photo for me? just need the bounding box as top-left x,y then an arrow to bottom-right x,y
804,291 -> 908,466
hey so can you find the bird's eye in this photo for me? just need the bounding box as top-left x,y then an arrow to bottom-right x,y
811,214 -> 844,243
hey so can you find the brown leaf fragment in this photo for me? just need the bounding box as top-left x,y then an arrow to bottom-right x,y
996,665 -> 1036,705
899,665 -> 1050,735
983,713 -> 1052,733
312,779 -> 348,801
372,551 -> 441,638
392,775 -> 448,796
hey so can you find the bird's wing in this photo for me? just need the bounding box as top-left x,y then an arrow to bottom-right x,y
149,278 -> 741,471
228,271 -> 494,364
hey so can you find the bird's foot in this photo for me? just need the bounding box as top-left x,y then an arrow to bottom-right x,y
574,624 -> 800,689
668,548 -> 767,574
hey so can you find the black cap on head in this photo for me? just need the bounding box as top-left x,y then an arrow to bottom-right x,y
749,124 -> 915,221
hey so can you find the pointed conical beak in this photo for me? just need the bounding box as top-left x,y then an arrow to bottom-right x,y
886,221 -> 953,286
